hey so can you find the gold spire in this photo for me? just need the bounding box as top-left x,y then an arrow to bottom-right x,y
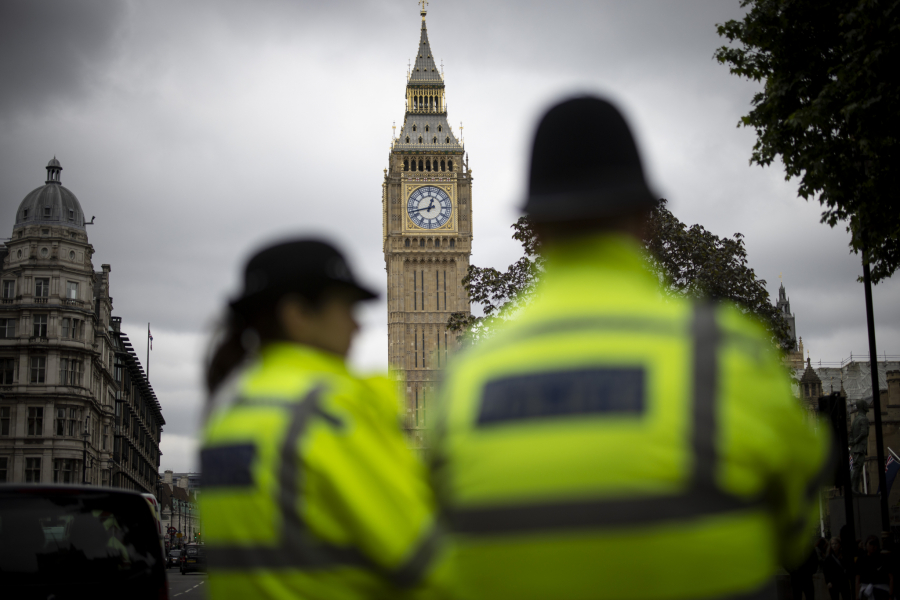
419,0 -> 428,19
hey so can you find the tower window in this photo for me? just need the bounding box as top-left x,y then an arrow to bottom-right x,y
406,136 -> 410,144
426,160 -> 431,172
450,239 -> 455,248
404,159 -> 409,171
445,137 -> 450,143
23,209 -> 29,218
448,160 -> 454,171
418,160 -> 424,171
438,125 -> 442,132
405,238 -> 411,247
425,125 -> 429,132
433,137 -> 437,144
68,209 -> 74,221
411,160 -> 417,172
418,137 -> 423,144
412,124 -> 417,132
419,239 -> 425,248
44,207 -> 51,217
441,160 -> 445,171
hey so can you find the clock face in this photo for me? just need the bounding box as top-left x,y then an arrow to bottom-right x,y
407,186 -> 452,230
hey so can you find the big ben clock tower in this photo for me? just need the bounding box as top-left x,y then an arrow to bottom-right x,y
383,2 -> 472,450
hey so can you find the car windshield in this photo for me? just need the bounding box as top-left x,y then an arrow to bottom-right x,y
0,490 -> 161,584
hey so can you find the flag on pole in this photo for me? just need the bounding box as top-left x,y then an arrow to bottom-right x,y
877,453 -> 900,495
149,325 -> 153,350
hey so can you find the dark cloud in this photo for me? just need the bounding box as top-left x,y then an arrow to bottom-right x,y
0,0 -> 128,118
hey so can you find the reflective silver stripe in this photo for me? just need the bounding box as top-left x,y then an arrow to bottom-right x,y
389,525 -> 442,588
209,387 -> 372,571
447,302 -> 769,535
692,302 -> 720,489
208,387 -> 436,587
447,491 -> 760,535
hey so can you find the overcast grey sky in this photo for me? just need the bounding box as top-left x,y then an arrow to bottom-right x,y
2,0 -> 897,472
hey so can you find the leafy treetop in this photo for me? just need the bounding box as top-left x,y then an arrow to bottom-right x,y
715,0 -> 900,283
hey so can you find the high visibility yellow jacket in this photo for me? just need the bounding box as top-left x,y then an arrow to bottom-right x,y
199,343 -> 440,600
431,234 -> 832,600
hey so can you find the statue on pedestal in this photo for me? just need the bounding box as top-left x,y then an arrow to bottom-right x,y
850,399 -> 870,494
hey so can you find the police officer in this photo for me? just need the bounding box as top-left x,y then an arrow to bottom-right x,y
430,97 -> 832,600
200,239 -> 439,599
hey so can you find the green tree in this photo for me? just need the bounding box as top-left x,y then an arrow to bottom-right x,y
714,0 -> 900,283
449,200 -> 792,349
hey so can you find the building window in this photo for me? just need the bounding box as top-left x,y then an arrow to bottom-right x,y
68,209 -> 74,221
0,318 -> 16,339
2,280 -> 14,298
449,238 -> 455,248
0,407 -> 10,436
30,357 -> 46,383
43,207 -> 51,217
102,469 -> 109,486
103,425 -> 109,450
54,458 -> 77,484
33,314 -> 47,338
25,457 -> 41,483
27,407 -> 43,435
66,281 -> 78,299
1,358 -> 15,384
35,278 -> 49,297
405,238 -> 410,247
0,457 -> 7,482
40,247 -> 49,258
61,318 -> 83,340
60,358 -> 83,386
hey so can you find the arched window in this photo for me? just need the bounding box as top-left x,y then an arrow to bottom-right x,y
405,238 -> 411,247
440,160 -> 445,171
405,136 -> 410,144
445,137 -> 450,143
425,125 -> 429,132
448,160 -> 453,171
433,137 -> 437,144
419,239 -> 425,248
404,159 -> 409,171
418,159 -> 424,171
450,239 -> 455,248
412,124 -> 417,132
411,160 -> 417,172
438,125 -> 442,132
418,136 -> 423,144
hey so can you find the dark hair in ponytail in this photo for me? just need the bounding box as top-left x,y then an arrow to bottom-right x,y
205,287 -> 328,396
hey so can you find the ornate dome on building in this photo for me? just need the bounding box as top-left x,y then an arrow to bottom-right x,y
14,159 -> 87,231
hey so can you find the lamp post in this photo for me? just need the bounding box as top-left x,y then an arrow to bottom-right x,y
82,427 -> 90,484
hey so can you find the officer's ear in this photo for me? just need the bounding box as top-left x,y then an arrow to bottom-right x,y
277,295 -> 319,341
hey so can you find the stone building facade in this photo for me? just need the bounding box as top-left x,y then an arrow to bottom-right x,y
0,159 -> 164,492
383,7 -> 472,449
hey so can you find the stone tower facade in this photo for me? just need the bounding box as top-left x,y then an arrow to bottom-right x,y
383,6 -> 472,449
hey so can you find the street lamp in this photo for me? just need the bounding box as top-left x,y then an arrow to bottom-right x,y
82,421 -> 90,484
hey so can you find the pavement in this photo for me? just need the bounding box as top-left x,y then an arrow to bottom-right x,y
168,571 -> 208,599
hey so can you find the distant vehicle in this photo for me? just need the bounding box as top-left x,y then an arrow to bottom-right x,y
167,548 -> 181,569
0,484 -> 169,599
179,542 -> 206,575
